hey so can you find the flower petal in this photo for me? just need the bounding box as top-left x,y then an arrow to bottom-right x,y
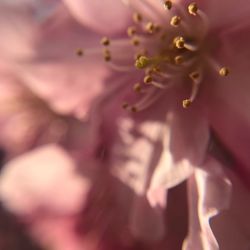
0,144 -> 91,216
21,61 -> 108,119
62,0 -> 131,34
180,0 -> 250,30
18,7 -> 110,119
111,117 -> 166,242
204,23 -> 250,178
0,0 -> 59,62
210,168 -> 250,250
148,104 -> 209,201
183,158 -> 231,250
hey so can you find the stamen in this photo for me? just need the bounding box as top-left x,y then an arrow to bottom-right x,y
219,67 -> 230,77
182,99 -> 192,108
188,2 -> 198,16
182,70 -> 202,108
163,0 -> 172,10
173,36 -> 185,49
76,48 -> 84,57
133,12 -> 143,23
135,56 -> 151,69
127,26 -> 137,37
131,37 -> 140,46
133,83 -> 142,92
100,37 -> 110,46
131,89 -> 165,112
207,58 -> 230,77
122,102 -> 129,109
108,62 -> 135,72
145,22 -> 155,33
144,75 -> 153,84
150,80 -> 168,89
174,55 -> 184,65
189,71 -> 200,82
183,42 -> 199,52
170,16 -> 181,27
103,48 -> 111,61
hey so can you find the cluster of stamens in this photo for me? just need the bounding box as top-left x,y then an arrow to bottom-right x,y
77,1 -> 229,112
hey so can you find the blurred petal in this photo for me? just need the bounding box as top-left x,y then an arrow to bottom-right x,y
21,62 -> 108,118
0,0 -> 59,62
18,7 -> 110,118
62,0 -> 131,34
0,144 -> 91,216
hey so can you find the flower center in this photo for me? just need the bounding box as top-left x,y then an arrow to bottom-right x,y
79,1 -> 229,112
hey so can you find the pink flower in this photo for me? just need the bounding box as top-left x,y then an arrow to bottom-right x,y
0,0 -> 109,156
62,0 -> 250,249
1,1 -> 250,250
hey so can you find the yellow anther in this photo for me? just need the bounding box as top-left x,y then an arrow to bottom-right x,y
174,36 -> 185,49
103,49 -> 111,61
144,75 -> 153,84
164,0 -> 172,10
152,66 -> 161,73
135,56 -> 151,69
100,37 -> 110,46
122,102 -> 129,109
170,16 -> 181,27
174,55 -> 184,65
182,99 -> 192,108
131,37 -> 140,46
145,22 -> 155,33
76,48 -> 84,56
127,26 -> 137,37
133,83 -> 142,93
219,67 -> 229,76
133,12 -> 142,23
188,2 -> 198,16
131,106 -> 138,113
189,71 -> 200,81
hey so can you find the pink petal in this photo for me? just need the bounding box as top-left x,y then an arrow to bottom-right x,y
21,61 -> 108,118
29,216 -> 99,250
0,144 -> 91,216
0,0 -> 59,62
111,118 -> 166,242
62,0 -> 131,35
122,0 -> 167,22
204,23 -> 250,177
19,7 -> 110,118
148,103 -> 209,203
183,158 -> 231,250
211,168 -> 250,250
180,0 -> 250,30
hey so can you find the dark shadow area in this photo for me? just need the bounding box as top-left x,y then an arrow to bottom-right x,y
0,204 -> 43,250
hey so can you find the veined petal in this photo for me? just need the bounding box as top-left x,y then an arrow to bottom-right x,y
62,0 -> 131,35
183,158 -> 231,250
